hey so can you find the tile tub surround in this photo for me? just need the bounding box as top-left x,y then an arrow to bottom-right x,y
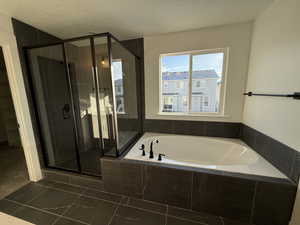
241,124 -> 300,184
143,120 -> 300,184
143,120 -> 242,138
0,181 -> 252,225
101,158 -> 297,225
125,133 -> 288,179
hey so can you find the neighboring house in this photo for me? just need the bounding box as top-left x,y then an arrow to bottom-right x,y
115,78 -> 125,113
162,70 -> 220,113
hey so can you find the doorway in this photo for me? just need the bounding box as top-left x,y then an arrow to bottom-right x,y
0,47 -> 29,199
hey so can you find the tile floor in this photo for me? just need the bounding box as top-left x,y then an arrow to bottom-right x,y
0,144 -> 29,199
0,180 -> 250,225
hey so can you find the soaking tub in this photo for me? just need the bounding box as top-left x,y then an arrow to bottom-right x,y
124,133 -> 287,178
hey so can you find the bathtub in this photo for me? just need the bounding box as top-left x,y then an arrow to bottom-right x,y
124,133 -> 287,179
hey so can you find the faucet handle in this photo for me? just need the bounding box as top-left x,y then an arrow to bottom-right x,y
158,153 -> 165,161
139,144 -> 145,156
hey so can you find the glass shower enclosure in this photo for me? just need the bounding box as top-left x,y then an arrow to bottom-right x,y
25,33 -> 142,176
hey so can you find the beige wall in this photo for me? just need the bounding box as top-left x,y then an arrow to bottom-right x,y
241,0 -> 300,224
144,22 -> 253,122
0,11 -> 42,180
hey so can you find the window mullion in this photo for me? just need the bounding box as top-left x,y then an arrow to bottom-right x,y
188,54 -> 193,113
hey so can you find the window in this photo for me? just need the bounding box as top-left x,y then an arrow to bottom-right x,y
160,49 -> 226,114
112,59 -> 125,113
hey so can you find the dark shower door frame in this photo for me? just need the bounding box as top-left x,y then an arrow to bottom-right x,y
24,32 -> 142,177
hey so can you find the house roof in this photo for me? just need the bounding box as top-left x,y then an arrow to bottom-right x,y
162,70 -> 219,80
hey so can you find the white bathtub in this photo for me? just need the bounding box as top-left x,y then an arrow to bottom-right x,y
124,133 -> 287,179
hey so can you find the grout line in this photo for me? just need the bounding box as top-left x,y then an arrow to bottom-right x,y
165,205 -> 169,225
6,182 -> 222,225
191,172 -> 194,210
126,197 -> 130,205
107,194 -> 123,225
5,199 -> 90,225
39,179 -> 105,193
39,181 -> 219,225
220,216 -> 225,225
167,215 -> 209,225
165,214 -> 168,225
50,216 -> 61,225
250,181 -> 258,223
35,183 -> 121,204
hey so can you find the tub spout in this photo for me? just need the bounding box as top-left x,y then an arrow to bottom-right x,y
149,140 -> 159,159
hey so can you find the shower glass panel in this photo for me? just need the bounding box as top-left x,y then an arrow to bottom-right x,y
93,37 -> 117,157
27,44 -> 80,171
64,38 -> 103,176
25,33 -> 142,176
110,37 -> 139,155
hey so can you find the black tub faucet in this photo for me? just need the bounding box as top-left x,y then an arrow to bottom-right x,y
149,140 -> 159,159
158,153 -> 165,161
139,144 -> 145,156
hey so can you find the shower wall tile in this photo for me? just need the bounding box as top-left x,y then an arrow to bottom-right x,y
241,124 -> 300,184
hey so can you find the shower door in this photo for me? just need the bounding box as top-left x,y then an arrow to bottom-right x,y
27,44 -> 80,172
64,37 -> 116,175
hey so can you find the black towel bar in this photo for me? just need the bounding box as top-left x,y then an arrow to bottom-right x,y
243,92 -> 300,100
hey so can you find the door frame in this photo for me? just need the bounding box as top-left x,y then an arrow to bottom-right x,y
0,29 -> 42,182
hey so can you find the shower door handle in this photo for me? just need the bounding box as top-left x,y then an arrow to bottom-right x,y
62,104 -> 71,119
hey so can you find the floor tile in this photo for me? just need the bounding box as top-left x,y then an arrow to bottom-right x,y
110,205 -> 165,225
0,199 -> 21,214
69,176 -> 103,190
53,217 -> 87,225
82,188 -> 122,203
222,218 -> 253,225
64,195 -> 117,225
43,171 -> 70,184
168,206 -> 223,225
27,188 -> 79,215
120,196 -> 129,205
5,183 -> 48,204
166,216 -> 201,225
12,205 -> 58,225
127,197 -> 167,214
38,180 -> 85,194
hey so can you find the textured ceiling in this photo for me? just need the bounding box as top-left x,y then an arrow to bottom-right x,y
0,0 -> 273,40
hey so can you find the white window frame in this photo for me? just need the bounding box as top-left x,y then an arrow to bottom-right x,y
159,48 -> 228,117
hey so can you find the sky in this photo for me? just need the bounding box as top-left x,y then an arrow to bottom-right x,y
161,52 -> 224,76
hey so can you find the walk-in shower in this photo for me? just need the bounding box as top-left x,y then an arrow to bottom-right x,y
25,33 -> 142,176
